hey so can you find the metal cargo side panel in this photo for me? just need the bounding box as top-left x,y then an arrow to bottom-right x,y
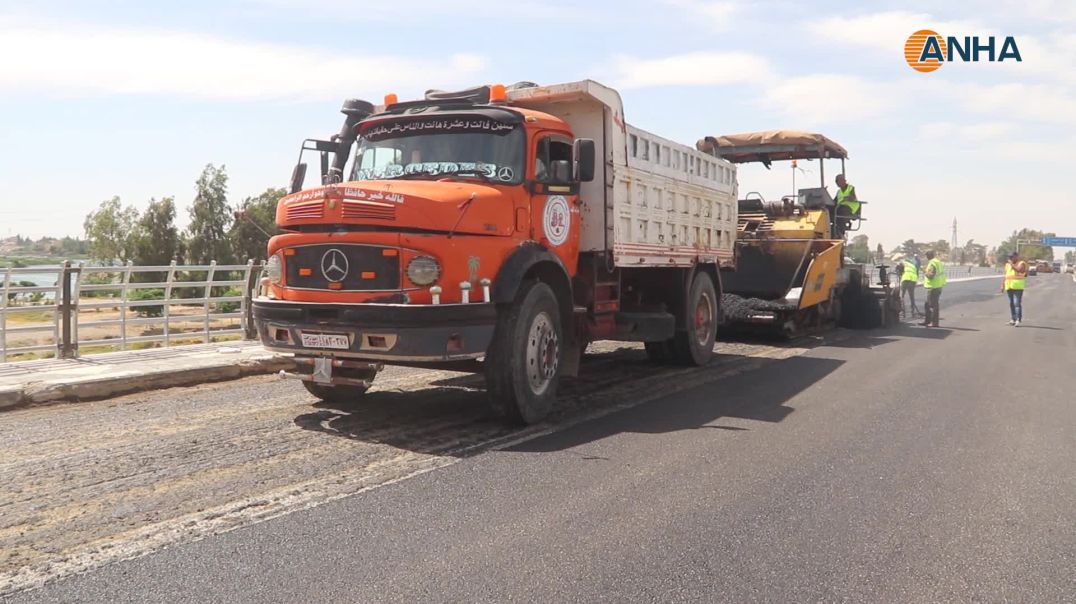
612,126 -> 737,268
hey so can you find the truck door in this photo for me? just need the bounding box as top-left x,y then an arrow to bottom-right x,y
532,133 -> 580,274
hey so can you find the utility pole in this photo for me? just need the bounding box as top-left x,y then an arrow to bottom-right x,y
951,217 -> 959,263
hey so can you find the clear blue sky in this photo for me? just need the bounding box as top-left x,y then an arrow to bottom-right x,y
1,0 -> 1073,253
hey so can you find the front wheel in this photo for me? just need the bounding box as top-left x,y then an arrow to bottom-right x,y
485,280 -> 563,425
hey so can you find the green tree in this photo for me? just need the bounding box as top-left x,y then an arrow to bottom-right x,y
187,164 -> 234,264
59,236 -> 88,256
132,197 -> 180,266
931,240 -> 950,258
229,187 -> 284,263
131,197 -> 181,282
83,196 -> 138,264
900,239 -> 919,256
996,229 -> 1054,264
847,234 -> 871,263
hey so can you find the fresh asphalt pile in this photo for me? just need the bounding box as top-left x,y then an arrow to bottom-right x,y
721,293 -> 796,322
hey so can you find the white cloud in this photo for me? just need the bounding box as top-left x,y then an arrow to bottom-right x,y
241,0 -> 579,21
612,51 -> 774,89
662,0 -> 740,30
806,10 -> 983,53
1001,0 -> 1076,22
762,74 -> 905,125
0,18 -> 490,101
917,121 -> 1015,142
949,82 -> 1076,125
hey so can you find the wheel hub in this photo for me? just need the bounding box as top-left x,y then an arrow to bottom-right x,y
694,291 -> 714,347
526,311 -> 559,395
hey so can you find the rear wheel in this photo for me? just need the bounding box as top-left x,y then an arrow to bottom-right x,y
671,271 -> 718,366
485,280 -> 563,425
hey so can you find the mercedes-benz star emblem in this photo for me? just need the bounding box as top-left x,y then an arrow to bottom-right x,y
320,249 -> 349,282
497,166 -> 514,181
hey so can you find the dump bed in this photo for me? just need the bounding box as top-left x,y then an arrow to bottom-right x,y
508,81 -> 737,268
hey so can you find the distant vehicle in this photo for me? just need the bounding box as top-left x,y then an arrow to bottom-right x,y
1028,264 -> 1038,276
1037,260 -> 1052,273
1066,264 -> 1075,274
1052,261 -> 1061,273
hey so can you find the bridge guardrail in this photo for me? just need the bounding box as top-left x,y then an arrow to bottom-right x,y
1,261 -> 263,362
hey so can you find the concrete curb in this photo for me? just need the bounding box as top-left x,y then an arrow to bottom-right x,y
0,353 -> 295,412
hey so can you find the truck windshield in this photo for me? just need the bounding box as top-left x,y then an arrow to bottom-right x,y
351,117 -> 525,184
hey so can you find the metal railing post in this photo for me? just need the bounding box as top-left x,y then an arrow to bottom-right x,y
58,261 -> 75,359
203,260 -> 217,344
120,261 -> 133,350
242,259 -> 256,340
1,266 -> 10,363
72,261 -> 86,358
163,261 -> 176,347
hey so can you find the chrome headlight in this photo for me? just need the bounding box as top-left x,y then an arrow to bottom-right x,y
265,252 -> 283,284
407,256 -> 441,286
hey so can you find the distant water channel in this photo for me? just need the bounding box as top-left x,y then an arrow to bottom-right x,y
3,265 -> 71,301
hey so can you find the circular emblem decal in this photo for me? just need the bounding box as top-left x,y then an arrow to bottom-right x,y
320,248 -> 349,282
542,196 -> 570,247
497,166 -> 514,181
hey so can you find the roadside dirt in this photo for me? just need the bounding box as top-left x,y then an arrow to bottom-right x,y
0,337 -> 823,595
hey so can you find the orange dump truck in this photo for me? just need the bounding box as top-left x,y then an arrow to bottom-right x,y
254,80 -> 739,423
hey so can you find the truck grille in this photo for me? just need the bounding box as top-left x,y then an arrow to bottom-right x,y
285,200 -> 325,221
285,244 -> 400,291
342,199 -> 396,221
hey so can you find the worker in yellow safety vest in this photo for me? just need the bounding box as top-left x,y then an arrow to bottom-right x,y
921,250 -> 946,327
1002,251 -> 1028,327
835,174 -> 859,216
832,174 -> 859,237
899,257 -> 921,318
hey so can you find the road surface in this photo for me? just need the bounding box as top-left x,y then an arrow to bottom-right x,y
2,274 -> 1074,602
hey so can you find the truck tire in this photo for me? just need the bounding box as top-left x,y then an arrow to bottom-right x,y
485,280 -> 562,425
671,271 -> 718,366
301,366 -> 377,404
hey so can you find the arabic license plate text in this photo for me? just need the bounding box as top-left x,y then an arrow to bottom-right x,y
300,332 -> 350,350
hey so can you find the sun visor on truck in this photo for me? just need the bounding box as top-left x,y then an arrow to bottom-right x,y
425,85 -> 493,104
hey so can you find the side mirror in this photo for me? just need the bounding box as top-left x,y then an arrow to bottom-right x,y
551,160 -> 571,183
573,138 -> 596,182
290,163 -> 307,194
